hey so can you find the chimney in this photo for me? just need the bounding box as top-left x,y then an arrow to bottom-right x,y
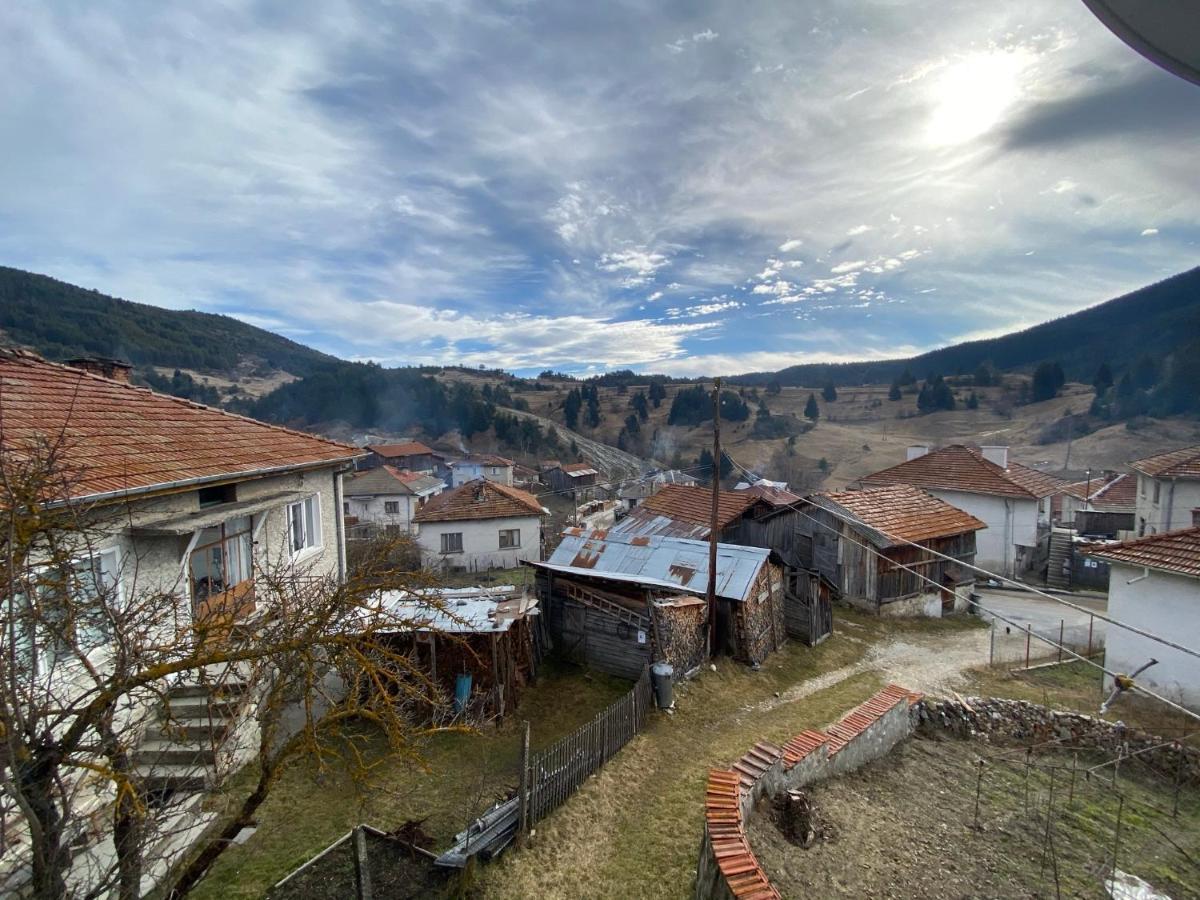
906,445 -> 930,461
65,356 -> 133,383
980,445 -> 1009,469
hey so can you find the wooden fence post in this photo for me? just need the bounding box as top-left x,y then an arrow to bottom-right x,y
518,721 -> 531,839
353,826 -> 373,900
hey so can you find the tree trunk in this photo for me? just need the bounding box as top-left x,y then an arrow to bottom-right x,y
19,750 -> 70,900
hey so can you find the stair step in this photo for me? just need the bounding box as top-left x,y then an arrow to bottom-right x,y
134,763 -> 209,794
168,680 -> 249,700
134,740 -> 218,767
158,720 -> 232,743
165,695 -> 243,718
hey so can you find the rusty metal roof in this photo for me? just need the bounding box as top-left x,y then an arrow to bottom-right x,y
811,484 -> 986,546
539,527 -> 771,602
0,350 -> 360,503
610,509 -> 712,540
1129,444 -> 1200,479
1083,526 -> 1200,579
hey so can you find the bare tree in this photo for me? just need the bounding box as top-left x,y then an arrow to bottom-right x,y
0,432 -> 456,899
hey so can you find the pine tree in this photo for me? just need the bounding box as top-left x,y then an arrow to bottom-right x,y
822,381 -> 837,402
888,381 -> 902,401
804,393 -> 819,421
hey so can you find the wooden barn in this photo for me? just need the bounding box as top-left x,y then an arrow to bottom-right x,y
375,588 -> 545,720
530,527 -> 786,677
797,485 -> 986,617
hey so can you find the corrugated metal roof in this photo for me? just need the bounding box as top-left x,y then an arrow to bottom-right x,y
610,509 -> 712,539
375,588 -> 537,633
539,527 -> 770,602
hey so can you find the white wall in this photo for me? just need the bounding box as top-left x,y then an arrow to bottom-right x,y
1104,562 -> 1200,711
1136,475 -> 1200,535
346,492 -> 419,532
450,463 -> 514,487
416,514 -> 541,570
926,488 -> 1037,577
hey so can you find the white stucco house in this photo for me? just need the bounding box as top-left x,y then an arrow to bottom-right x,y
860,444 -> 1068,577
448,453 -> 515,487
413,478 -> 546,571
1085,527 -> 1200,711
343,465 -> 444,533
0,350 -> 362,895
1129,445 -> 1200,537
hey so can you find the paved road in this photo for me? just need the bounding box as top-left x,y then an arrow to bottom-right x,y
974,588 -> 1107,663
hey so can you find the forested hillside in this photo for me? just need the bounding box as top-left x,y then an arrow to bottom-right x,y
740,266 -> 1200,388
0,266 -> 336,375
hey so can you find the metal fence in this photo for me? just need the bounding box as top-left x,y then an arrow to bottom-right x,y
985,613 -> 1106,670
523,665 -> 653,826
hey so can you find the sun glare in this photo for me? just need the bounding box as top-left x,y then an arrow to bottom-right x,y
926,50 -> 1029,146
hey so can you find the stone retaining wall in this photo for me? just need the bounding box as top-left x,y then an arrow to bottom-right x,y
918,696 -> 1200,784
694,684 -> 923,900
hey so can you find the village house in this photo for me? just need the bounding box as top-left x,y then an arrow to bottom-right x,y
1085,527 -> 1200,711
542,460 -> 601,498
860,444 -> 1067,577
611,483 -> 773,540
797,485 -> 985,616
0,350 -> 362,891
530,527 -> 786,676
362,440 -> 448,477
448,453 -> 515,487
343,465 -> 444,534
412,478 -> 546,571
1128,444 -> 1200,536
1055,472 -> 1137,537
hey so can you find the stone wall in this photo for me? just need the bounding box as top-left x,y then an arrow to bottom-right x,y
694,684 -> 923,900
918,696 -> 1200,784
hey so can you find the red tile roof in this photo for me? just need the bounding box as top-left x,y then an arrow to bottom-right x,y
1083,527 -> 1200,579
1063,472 -> 1137,511
366,440 -> 437,458
344,465 -> 443,497
861,444 -> 1065,499
451,454 -> 515,467
814,484 -> 986,544
561,462 -> 599,475
640,484 -> 760,529
412,478 -> 543,523
1129,445 -> 1200,479
0,350 -> 359,502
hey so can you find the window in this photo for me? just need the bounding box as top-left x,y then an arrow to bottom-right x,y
287,496 -> 322,557
198,483 -> 237,508
343,501 -> 350,515
384,501 -> 401,515
190,516 -> 252,602
39,549 -> 121,667
499,528 -> 520,549
441,532 -> 464,554
490,466 -> 500,475
1152,481 -> 1160,504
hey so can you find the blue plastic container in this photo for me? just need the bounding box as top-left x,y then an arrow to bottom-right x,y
454,673 -> 472,714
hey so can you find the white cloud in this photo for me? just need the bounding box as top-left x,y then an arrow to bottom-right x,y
1141,228 -> 1159,236
846,224 -> 872,236
665,299 -> 742,318
751,281 -> 794,295
778,238 -> 803,252
830,260 -> 867,274
647,290 -> 664,302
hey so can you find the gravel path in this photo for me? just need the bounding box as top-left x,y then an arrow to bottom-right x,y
754,622 -> 990,715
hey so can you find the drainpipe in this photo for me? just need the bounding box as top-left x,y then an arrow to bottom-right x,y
334,466 -> 350,584
1165,478 -> 1176,532
1003,500 -> 1013,577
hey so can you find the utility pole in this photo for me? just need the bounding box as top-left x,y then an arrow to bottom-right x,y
707,377 -> 722,656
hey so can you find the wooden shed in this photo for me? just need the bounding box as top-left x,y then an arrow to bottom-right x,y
797,485 -> 986,617
375,588 -> 546,720
530,527 -> 786,675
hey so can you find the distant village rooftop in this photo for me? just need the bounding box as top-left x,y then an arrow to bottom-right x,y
812,484 -> 987,546
365,440 -> 441,458
344,465 -> 443,497
1128,444 -> 1200,479
862,444 -> 1066,499
412,477 -> 543,523
0,348 -> 360,503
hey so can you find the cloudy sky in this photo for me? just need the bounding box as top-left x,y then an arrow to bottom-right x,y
3,1 -> 1198,376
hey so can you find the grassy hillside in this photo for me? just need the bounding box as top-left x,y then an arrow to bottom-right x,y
0,266 -> 337,375
740,266 -> 1200,387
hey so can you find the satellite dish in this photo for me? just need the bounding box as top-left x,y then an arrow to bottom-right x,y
1080,1 -> 1200,86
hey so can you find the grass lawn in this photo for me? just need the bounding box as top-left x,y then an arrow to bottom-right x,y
434,566 -> 535,590
962,659 -> 1200,747
188,659 -> 630,900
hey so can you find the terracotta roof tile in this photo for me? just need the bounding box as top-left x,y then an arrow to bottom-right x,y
344,466 -> 443,497
640,484 -> 761,528
1129,445 -> 1200,479
740,484 -> 803,507
412,478 -> 544,523
862,444 -> 1066,499
814,484 -> 985,544
1083,527 -> 1200,579
451,454 -> 514,467
366,440 -> 437,458
0,351 -> 359,502
1062,472 -> 1136,511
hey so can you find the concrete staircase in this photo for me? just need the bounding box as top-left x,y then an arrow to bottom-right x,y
1046,531 -> 1073,589
132,673 -> 250,798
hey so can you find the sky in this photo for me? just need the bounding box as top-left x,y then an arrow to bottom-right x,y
3,1 -> 1199,377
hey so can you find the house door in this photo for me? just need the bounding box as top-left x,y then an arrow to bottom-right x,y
190,516 -> 255,638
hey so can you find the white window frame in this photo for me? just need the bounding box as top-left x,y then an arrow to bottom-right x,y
35,546 -> 122,671
440,532 -> 464,555
384,500 -> 401,515
499,528 -> 520,550
287,495 -> 323,559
